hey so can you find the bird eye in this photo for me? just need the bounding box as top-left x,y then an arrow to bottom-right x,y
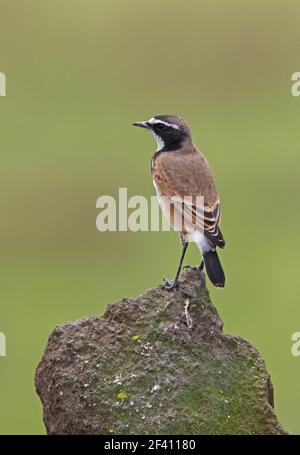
156,123 -> 166,131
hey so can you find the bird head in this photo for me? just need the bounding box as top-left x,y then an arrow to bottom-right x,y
132,115 -> 193,152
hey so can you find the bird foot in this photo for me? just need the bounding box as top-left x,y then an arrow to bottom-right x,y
183,265 -> 199,271
183,265 -> 206,287
163,277 -> 179,291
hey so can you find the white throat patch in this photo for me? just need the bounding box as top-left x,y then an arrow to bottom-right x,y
150,130 -> 165,152
147,117 -> 180,152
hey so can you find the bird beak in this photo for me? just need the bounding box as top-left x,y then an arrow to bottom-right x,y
132,121 -> 150,129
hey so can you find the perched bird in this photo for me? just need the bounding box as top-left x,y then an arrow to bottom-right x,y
133,115 -> 225,289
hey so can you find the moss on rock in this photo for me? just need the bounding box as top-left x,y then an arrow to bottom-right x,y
35,268 -> 286,435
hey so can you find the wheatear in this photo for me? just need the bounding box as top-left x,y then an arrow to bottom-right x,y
133,115 -> 225,289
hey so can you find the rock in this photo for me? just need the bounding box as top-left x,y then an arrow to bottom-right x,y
35,268 -> 286,435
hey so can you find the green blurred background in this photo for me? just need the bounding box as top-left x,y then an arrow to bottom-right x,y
0,0 -> 300,434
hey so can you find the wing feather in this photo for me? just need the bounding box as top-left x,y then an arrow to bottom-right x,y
152,147 -> 226,249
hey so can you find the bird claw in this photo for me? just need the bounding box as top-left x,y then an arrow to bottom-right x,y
163,277 -> 179,290
183,265 -> 206,287
183,265 -> 198,271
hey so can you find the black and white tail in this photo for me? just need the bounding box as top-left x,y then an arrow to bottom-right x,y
203,250 -> 225,288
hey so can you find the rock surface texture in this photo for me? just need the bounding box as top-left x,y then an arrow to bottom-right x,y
35,268 -> 286,435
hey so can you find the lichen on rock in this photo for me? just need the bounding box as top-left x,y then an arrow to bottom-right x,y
35,268 -> 286,435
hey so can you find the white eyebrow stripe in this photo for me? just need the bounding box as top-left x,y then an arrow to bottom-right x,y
148,118 -> 180,130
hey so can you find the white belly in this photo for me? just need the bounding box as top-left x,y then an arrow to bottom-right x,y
190,230 -> 211,253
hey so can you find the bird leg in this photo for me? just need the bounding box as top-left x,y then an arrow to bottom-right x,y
163,239 -> 188,290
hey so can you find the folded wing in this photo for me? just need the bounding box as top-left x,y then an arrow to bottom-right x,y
156,147 -> 226,248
